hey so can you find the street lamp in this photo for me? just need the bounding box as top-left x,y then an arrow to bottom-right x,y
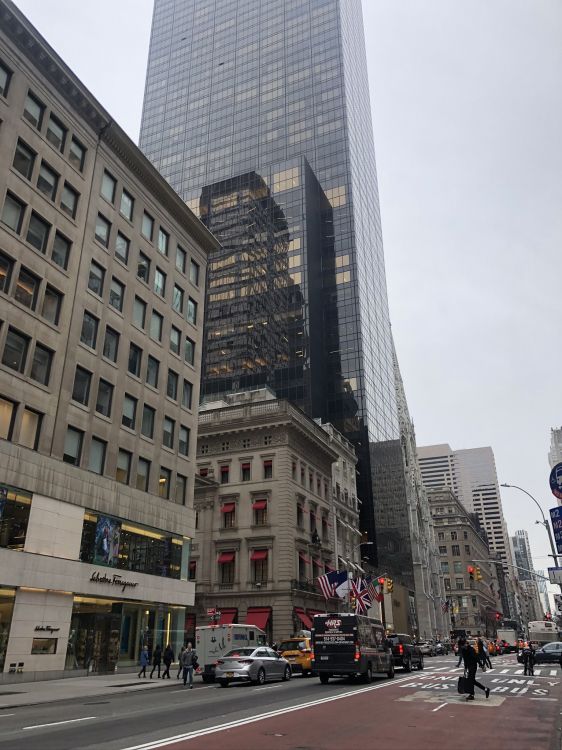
500,483 -> 559,567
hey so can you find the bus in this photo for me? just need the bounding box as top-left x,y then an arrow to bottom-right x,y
528,620 -> 561,646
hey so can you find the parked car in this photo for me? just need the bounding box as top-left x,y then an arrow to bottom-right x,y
215,647 -> 292,687
531,642 -> 562,664
278,636 -> 314,676
387,633 -> 424,671
434,641 -> 450,656
417,640 -> 435,656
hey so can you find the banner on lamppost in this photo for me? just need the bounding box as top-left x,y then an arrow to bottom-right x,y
549,463 -> 562,501
549,506 -> 562,554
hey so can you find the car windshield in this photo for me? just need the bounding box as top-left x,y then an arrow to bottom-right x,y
279,640 -> 305,651
224,648 -> 255,657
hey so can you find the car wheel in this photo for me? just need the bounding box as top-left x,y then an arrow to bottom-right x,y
418,656 -> 424,671
387,663 -> 395,679
403,657 -> 412,672
256,668 -> 266,685
319,673 -> 330,684
302,669 -> 309,677
282,666 -> 291,681
218,680 -> 229,688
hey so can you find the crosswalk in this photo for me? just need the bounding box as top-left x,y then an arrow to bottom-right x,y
423,663 -> 560,677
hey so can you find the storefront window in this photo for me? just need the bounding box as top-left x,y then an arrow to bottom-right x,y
0,587 -> 15,671
0,484 -> 32,550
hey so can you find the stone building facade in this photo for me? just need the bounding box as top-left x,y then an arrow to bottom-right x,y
0,1 -> 217,679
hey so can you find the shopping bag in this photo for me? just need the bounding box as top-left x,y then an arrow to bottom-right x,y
457,675 -> 470,694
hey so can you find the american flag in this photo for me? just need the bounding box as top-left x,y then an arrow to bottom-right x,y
317,570 -> 348,599
351,578 -> 373,614
441,599 -> 450,613
364,576 -> 381,604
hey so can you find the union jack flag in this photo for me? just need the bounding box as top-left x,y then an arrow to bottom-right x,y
351,578 -> 373,614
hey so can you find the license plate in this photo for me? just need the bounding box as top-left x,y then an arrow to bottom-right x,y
320,656 -> 329,661
226,672 -> 234,678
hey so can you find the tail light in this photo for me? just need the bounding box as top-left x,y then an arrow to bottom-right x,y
354,642 -> 361,661
398,644 -> 404,656
300,648 -> 312,653
237,659 -> 254,665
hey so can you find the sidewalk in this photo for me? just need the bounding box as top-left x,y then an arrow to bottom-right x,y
0,670 -> 182,709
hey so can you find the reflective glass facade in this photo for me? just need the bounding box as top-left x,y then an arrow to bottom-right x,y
140,0 -> 399,558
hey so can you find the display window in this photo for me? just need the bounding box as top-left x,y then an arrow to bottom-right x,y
0,484 -> 32,550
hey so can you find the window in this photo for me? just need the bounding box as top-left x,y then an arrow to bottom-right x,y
0,396 -> 16,439
141,212 -> 154,240
157,228 -> 169,256
158,467 -> 171,499
128,343 -> 142,377
80,311 -> 98,349
146,355 -> 159,387
13,139 -> 36,179
456,578 -> 464,590
0,251 -> 14,293
137,252 -> 150,283
253,500 -> 268,526
241,462 -> 251,481
252,552 -> 268,584
450,531 -> 458,541
101,170 -> 117,203
219,553 -> 235,584
452,544 -> 461,556
88,437 -> 106,475
63,426 -> 83,465
30,344 -> 52,385
2,193 -> 25,233
172,284 -> 184,314
14,267 -> 39,310
109,278 -> 125,312
95,214 -> 111,247
60,183 -> 79,218
167,369 -> 178,400
263,459 -> 273,479
46,115 -> 66,151
437,532 -> 445,541
0,60 -> 12,97
136,457 -> 150,491
3,328 -> 30,375
41,286 -> 62,324
150,311 -> 163,342
189,259 -> 200,286
176,246 -> 186,273
133,296 -> 146,328
141,404 -> 155,438
72,366 -> 91,405
441,561 -> 449,573
464,545 -> 471,555
182,379 -> 193,409
438,545 -> 447,554
154,268 -> 166,297
463,531 -> 468,540
23,92 -> 44,129
103,327 -> 119,362
223,504 -> 236,529
186,297 -> 197,324
170,326 -> 180,355
444,578 -> 451,591
26,212 -> 51,252
37,162 -> 58,199
122,394 -> 137,430
96,379 -> 113,417
163,417 -> 175,449
220,465 -> 229,484
52,232 -> 70,269
88,261 -> 105,296
184,336 -> 195,365
115,232 -> 129,264
179,426 -> 190,456
19,407 -> 42,450
120,189 -> 134,221
116,449 -> 131,485
69,137 -> 85,171
175,474 -> 187,505
453,561 -> 463,574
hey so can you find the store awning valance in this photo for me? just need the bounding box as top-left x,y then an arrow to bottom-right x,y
245,607 -> 271,630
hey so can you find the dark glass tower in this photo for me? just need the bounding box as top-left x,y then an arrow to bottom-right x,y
140,0 -> 399,561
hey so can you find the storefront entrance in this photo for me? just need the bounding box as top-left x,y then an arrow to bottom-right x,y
0,588 -> 15,672
65,599 -> 121,673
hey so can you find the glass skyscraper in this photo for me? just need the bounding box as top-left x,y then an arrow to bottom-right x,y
140,0 -> 399,560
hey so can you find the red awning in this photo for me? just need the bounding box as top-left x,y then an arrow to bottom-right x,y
299,552 -> 311,564
252,500 -> 267,510
219,608 -> 237,625
313,558 -> 322,568
189,561 -> 196,571
294,608 -> 313,629
250,549 -> 268,561
245,607 -> 271,630
218,552 -> 235,563
221,503 -> 236,513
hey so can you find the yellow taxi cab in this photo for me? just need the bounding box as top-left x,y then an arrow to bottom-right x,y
278,635 -> 314,676
488,641 -> 496,656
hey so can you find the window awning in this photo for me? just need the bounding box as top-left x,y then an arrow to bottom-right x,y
294,607 -> 313,630
299,552 -> 311,564
219,608 -> 237,625
218,551 -> 235,563
250,549 -> 268,561
189,561 -> 197,571
245,607 -> 271,630
313,558 -> 322,568
252,500 -> 267,510
221,503 -> 236,513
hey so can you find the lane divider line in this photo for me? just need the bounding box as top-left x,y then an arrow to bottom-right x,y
121,675 -> 417,750
24,716 -> 96,730
432,703 -> 447,712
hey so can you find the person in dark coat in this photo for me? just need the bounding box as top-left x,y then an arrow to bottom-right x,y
522,645 -> 535,676
177,645 -> 186,679
150,644 -> 162,679
138,645 -> 149,678
162,644 -> 174,679
456,639 -> 489,701
181,642 -> 198,688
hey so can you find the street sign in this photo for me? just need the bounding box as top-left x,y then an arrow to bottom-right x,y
549,462 -> 562,500
554,594 -> 562,613
548,567 -> 562,585
550,506 -> 562,554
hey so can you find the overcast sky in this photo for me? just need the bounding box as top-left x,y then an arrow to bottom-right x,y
14,0 -> 562,581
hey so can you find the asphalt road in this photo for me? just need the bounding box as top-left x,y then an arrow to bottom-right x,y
0,656 -> 559,750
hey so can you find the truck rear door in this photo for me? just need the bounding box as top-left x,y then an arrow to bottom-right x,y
313,616 -> 356,670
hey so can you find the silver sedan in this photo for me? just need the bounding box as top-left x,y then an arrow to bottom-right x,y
215,647 -> 292,687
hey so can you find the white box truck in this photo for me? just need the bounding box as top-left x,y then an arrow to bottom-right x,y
497,627 -> 518,653
195,624 -> 267,682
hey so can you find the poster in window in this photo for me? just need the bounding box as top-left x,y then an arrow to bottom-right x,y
93,515 -> 121,566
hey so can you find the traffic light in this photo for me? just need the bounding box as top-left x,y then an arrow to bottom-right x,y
475,566 -> 482,582
377,576 -> 386,587
467,565 -> 475,582
495,612 -> 501,621
386,577 -> 394,594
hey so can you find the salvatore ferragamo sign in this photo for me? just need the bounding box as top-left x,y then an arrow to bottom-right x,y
90,571 -> 139,593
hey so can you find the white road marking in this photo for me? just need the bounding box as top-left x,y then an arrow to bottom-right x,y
530,697 -> 557,702
432,702 -> 447,712
24,716 -> 96,730
0,714 -> 15,718
120,674 -> 418,750
515,669 -> 523,674
500,669 -> 509,674
550,670 -> 558,677
253,685 -> 283,691
170,686 -> 215,693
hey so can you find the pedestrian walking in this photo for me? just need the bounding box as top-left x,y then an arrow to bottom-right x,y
181,641 -> 198,688
522,644 -> 535,676
150,644 -> 162,679
177,644 -> 186,679
162,644 -> 174,679
457,639 -> 489,701
138,645 -> 149,679
480,638 -> 492,669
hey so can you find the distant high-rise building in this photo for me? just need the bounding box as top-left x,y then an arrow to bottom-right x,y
140,0 -> 400,561
512,530 -> 544,624
549,427 -> 562,469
